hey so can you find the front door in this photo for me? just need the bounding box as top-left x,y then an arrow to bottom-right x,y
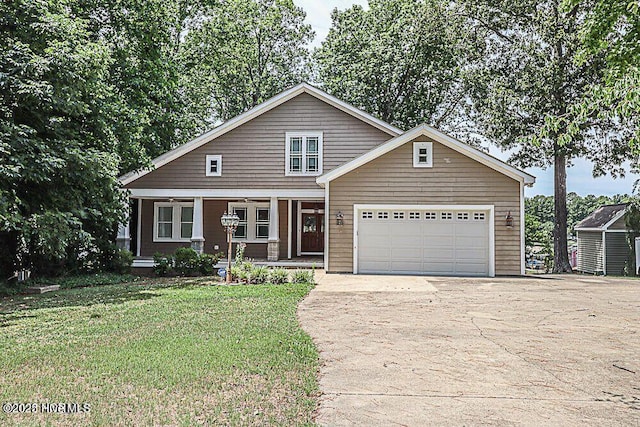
301,213 -> 324,253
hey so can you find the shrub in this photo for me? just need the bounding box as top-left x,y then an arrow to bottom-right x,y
153,252 -> 173,276
110,249 -> 133,274
291,269 -> 315,284
198,253 -> 222,276
235,242 -> 247,264
269,268 -> 289,285
174,247 -> 199,276
248,265 -> 270,284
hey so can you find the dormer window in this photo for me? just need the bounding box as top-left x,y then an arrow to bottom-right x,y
413,141 -> 433,168
206,155 -> 222,176
285,132 -> 323,176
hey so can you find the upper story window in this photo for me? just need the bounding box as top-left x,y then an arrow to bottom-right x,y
154,202 -> 193,242
413,141 -> 433,168
206,155 -> 222,177
285,132 -> 323,176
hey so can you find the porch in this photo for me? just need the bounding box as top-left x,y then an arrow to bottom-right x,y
118,193 -> 326,267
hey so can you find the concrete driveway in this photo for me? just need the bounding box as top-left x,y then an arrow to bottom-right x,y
298,274 -> 640,426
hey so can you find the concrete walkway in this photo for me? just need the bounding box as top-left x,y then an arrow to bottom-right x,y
298,273 -> 640,426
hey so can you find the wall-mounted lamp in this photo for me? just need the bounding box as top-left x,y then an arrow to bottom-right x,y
336,211 -> 344,226
505,211 -> 513,228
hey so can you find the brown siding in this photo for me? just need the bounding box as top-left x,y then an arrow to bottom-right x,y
139,199 -> 289,260
126,93 -> 393,190
139,199 -> 191,256
328,138 -> 522,275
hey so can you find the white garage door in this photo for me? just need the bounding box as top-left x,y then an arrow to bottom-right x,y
356,207 -> 491,276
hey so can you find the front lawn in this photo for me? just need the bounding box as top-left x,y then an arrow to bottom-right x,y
0,278 -> 318,426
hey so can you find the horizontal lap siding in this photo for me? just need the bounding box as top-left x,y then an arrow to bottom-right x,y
328,139 -> 522,275
605,232 -> 630,276
577,231 -> 603,274
126,93 -> 393,189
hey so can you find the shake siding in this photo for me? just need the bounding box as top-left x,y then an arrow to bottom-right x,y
139,199 -> 289,259
328,138 -> 522,275
125,93 -> 394,190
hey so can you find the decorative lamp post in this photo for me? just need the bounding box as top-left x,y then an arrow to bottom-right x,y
221,211 -> 240,283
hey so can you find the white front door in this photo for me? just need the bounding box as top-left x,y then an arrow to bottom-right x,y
356,206 -> 492,276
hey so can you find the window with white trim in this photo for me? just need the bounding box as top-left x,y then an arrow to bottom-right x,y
413,141 -> 433,168
457,212 -> 469,220
425,212 -> 437,220
229,202 -> 270,242
256,207 -> 270,239
393,212 -> 405,219
206,155 -> 222,176
285,132 -> 323,176
409,212 -> 420,219
154,202 -> 194,242
377,211 -> 389,219
362,211 -> 373,219
441,212 -> 453,220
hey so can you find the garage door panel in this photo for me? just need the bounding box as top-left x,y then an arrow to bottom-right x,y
357,207 -> 491,276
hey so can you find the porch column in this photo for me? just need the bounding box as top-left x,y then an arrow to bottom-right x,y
191,197 -> 205,254
116,198 -> 131,251
268,196 -> 279,261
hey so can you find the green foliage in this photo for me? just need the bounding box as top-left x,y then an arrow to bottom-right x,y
110,249 -> 134,275
291,270 -> 314,285
180,0 -> 314,126
314,0 -> 468,132
247,265 -> 269,285
197,252 -> 223,276
173,247 -> 200,276
235,242 -> 247,265
153,252 -> 174,277
231,260 -> 254,283
269,268 -> 289,285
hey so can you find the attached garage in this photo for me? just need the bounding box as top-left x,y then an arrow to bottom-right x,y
317,124 -> 536,277
355,205 -> 493,276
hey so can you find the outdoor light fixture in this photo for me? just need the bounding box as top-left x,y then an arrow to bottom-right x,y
336,211 -> 344,226
506,211 -> 514,228
221,211 -> 240,283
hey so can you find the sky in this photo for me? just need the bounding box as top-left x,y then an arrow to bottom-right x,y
292,0 -> 639,197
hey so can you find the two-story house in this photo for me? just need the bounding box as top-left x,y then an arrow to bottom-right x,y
118,83 -> 535,276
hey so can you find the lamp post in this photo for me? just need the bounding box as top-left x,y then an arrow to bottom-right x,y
221,211 -> 240,283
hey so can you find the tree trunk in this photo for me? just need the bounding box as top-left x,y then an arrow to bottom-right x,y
553,152 -> 573,273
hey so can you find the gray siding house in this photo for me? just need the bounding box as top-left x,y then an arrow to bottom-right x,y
118,83 -> 536,276
575,204 -> 632,275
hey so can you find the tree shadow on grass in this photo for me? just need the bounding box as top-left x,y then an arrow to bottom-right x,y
0,284 -> 162,319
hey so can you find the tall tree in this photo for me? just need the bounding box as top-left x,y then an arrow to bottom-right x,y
180,0 -> 314,126
541,0 -> 639,169
314,0 -> 468,133
0,0 -> 126,277
459,0 -> 633,272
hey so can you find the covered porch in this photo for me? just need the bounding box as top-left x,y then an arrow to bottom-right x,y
117,189 -> 326,268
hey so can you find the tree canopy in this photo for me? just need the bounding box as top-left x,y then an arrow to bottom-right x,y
314,0 -> 468,133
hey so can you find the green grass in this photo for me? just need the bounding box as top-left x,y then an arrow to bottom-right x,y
0,278 -> 319,426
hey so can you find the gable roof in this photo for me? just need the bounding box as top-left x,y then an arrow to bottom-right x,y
119,83 -> 403,185
575,203 -> 628,231
316,124 -> 536,186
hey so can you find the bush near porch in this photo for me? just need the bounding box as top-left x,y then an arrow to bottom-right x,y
0,277 -> 319,425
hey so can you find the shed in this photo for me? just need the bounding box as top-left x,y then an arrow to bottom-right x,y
575,203 -> 631,275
